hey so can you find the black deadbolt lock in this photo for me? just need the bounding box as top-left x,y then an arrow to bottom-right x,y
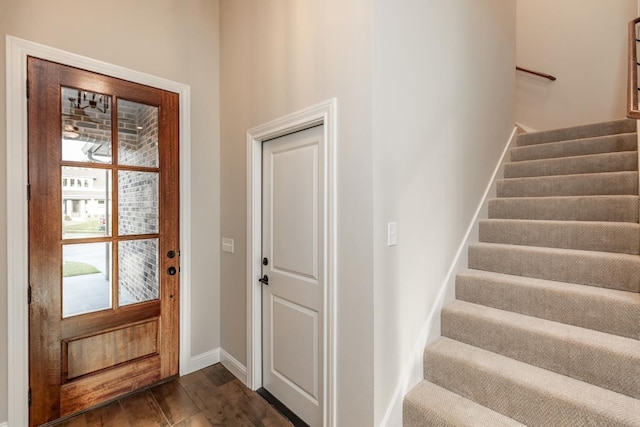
262,257 -> 269,266
167,250 -> 176,259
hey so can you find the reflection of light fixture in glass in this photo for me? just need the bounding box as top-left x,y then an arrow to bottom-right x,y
68,90 -> 109,114
63,124 -> 80,139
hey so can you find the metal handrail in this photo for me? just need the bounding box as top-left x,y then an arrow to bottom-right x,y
516,66 -> 557,81
628,18 -> 640,119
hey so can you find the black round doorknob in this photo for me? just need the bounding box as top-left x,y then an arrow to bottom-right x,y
167,266 -> 177,275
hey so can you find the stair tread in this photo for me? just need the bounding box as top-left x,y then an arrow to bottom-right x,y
511,132 -> 637,162
425,338 -> 640,426
468,242 -> 640,292
470,241 -> 640,262
479,219 -> 640,254
459,269 -> 640,304
504,151 -> 638,178
480,218 -> 640,227
404,380 -> 526,427
445,299 -> 640,350
517,119 -> 636,146
488,195 -> 640,222
443,300 -> 640,398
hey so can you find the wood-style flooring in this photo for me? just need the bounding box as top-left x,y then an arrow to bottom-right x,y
53,363 -> 293,427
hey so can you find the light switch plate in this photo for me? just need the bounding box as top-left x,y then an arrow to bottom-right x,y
222,237 -> 235,253
387,222 -> 398,246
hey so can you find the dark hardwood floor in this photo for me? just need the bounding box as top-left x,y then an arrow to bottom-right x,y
53,363 -> 293,427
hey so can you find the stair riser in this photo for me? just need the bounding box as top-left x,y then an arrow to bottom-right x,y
441,306 -> 640,399
479,220 -> 640,255
424,343 -> 640,426
488,196 -> 639,222
468,245 -> 640,292
517,119 -> 636,146
455,272 -> 640,340
512,133 -> 636,162
504,152 -> 638,179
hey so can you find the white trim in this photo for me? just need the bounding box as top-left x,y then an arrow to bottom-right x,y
246,99 -> 337,427
515,121 -> 537,134
6,36 -> 193,427
0,421 -> 7,427
184,348 -> 220,375
378,127 -> 519,427
221,348 -> 248,386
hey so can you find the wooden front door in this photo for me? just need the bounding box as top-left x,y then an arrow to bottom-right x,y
27,57 -> 180,426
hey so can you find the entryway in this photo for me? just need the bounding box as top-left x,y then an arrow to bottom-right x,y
28,57 -> 180,426
50,364 -> 291,426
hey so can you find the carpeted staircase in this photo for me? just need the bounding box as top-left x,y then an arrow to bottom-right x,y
404,119 -> 640,426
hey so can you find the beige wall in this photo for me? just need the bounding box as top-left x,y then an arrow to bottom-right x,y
372,0 -> 516,424
516,0 -> 637,131
219,1 -> 375,424
0,1 -> 221,423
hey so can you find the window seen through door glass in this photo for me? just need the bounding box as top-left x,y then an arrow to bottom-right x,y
119,239 -> 159,306
62,167 -> 112,239
118,99 -> 159,168
62,242 -> 112,318
61,87 -> 112,164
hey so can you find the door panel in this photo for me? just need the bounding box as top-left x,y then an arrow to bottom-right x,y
262,125 -> 324,426
28,57 -> 180,426
271,296 -> 319,400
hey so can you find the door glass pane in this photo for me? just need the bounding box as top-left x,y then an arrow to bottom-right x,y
118,99 -> 159,167
63,243 -> 112,318
61,87 -> 112,164
119,239 -> 159,306
62,167 -> 112,239
118,171 -> 159,235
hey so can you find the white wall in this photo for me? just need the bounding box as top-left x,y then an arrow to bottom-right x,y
372,1 -> 516,425
0,1 -> 221,423
516,0 -> 637,131
219,1 -> 375,425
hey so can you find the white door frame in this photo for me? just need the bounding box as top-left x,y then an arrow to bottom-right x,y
6,35 -> 193,427
246,99 -> 337,427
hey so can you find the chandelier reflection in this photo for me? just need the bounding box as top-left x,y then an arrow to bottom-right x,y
68,90 -> 110,114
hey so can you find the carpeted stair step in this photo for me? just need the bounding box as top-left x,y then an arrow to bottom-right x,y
488,195 -> 639,222
504,151 -> 638,178
468,243 -> 640,292
424,338 -> 640,426
455,269 -> 640,339
517,119 -> 636,146
496,171 -> 638,198
404,381 -> 526,427
441,301 -> 640,399
510,133 -> 636,162
479,219 -> 640,254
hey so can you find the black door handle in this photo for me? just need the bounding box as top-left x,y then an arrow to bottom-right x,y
167,266 -> 177,276
258,274 -> 269,285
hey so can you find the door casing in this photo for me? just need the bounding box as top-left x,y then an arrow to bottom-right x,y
6,36 -> 193,427
246,99 -> 337,427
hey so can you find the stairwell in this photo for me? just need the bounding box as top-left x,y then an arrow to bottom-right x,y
404,119 -> 640,426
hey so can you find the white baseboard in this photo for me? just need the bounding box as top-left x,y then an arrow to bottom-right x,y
181,348 -> 220,376
221,348 -> 248,386
378,127 -> 519,427
0,421 -> 7,427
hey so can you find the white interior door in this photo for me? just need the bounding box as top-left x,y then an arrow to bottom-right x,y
262,125 -> 324,426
